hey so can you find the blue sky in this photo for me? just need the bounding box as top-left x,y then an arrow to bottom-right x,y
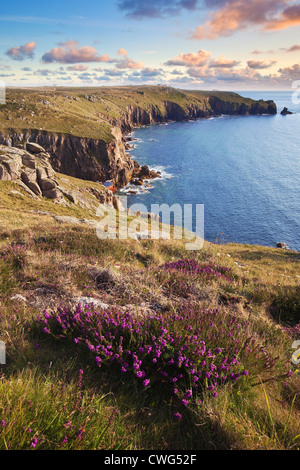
0,0 -> 300,89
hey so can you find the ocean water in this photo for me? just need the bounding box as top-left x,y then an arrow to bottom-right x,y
121,91 -> 300,251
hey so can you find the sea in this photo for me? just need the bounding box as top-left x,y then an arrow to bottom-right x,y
119,91 -> 300,252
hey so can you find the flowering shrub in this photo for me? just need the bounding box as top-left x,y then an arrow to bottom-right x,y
157,259 -> 234,298
37,302 -> 280,417
162,259 -> 233,282
0,244 -> 27,270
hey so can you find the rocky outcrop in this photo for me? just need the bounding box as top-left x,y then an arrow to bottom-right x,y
0,127 -> 136,189
0,144 -> 115,208
0,144 -> 65,201
280,107 -> 293,115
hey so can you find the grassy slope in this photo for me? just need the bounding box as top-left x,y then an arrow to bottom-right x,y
0,86 -> 261,142
0,86 -> 297,451
0,184 -> 299,450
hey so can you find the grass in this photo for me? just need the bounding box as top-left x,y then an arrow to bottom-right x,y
0,86 -> 273,142
0,201 -> 299,450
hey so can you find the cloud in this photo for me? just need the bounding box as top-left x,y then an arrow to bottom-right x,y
265,4 -> 300,30
191,0 -> 299,39
285,44 -> 300,52
67,64 -> 89,71
103,68 -> 126,77
185,63 -> 274,85
6,41 -> 36,60
118,48 -> 128,56
141,67 -> 164,77
277,63 -> 300,80
247,59 -> 277,69
165,49 -> 211,66
117,0 -> 199,19
209,55 -> 240,68
115,49 -> 144,69
42,41 -> 116,64
251,48 -> 276,54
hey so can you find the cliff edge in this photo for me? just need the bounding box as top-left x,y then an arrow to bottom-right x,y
0,86 -> 277,187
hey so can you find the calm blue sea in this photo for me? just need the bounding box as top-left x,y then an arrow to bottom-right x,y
121,91 -> 300,251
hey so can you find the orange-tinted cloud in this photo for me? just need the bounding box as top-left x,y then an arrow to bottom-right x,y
6,41 -> 36,60
265,4 -> 300,30
42,42 -> 116,64
118,48 -> 128,56
115,49 -> 144,69
165,49 -> 211,66
191,0 -> 297,39
209,55 -> 240,68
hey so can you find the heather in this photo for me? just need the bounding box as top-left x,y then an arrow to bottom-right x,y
36,302 -> 283,415
0,220 -> 300,450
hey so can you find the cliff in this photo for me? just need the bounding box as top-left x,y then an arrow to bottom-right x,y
0,86 -> 277,187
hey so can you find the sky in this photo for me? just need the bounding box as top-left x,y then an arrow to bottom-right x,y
0,0 -> 300,90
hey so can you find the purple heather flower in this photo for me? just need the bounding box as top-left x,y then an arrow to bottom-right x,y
143,379 -> 150,387
136,370 -> 145,378
30,438 -> 38,448
173,412 -> 182,421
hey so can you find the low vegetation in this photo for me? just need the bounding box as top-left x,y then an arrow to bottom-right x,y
0,86 -> 269,142
0,189 -> 299,449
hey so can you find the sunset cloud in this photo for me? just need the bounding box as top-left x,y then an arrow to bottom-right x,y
42,41 -> 116,64
247,59 -> 277,69
209,55 -> 240,68
285,44 -> 300,52
191,0 -> 299,39
6,41 -> 36,60
265,4 -> 300,30
277,63 -> 300,80
165,49 -> 211,66
115,49 -> 144,69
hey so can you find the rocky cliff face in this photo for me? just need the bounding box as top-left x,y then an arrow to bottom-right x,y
120,101 -> 211,133
0,127 -> 137,189
208,96 -> 277,116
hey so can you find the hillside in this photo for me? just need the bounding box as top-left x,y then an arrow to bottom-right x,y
0,184 -> 299,450
0,86 -> 277,141
1,87 -> 300,451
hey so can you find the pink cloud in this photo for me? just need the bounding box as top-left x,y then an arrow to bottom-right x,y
191,0 -> 296,39
6,41 -> 36,60
285,44 -> 300,52
265,4 -> 300,30
165,49 -> 211,66
247,59 -> 277,69
115,50 -> 144,69
118,48 -> 128,56
209,55 -> 241,68
42,42 -> 116,64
